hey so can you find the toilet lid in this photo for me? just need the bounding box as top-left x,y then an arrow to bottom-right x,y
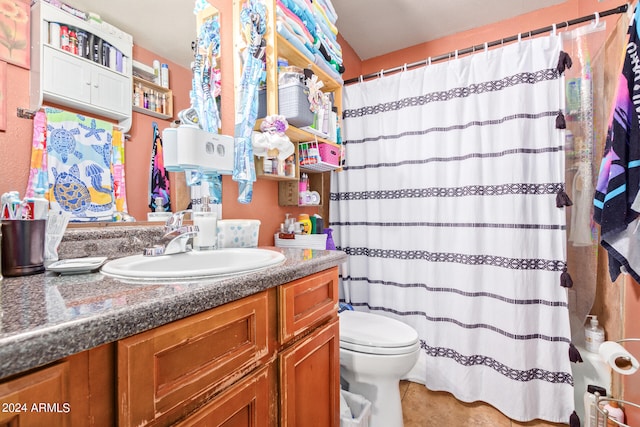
339,311 -> 419,351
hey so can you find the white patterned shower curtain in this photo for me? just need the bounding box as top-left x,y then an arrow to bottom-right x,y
331,36 -> 575,423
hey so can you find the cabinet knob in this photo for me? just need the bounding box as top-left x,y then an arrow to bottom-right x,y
93,83 -> 99,88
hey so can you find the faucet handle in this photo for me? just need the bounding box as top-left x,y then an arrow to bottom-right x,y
165,210 -> 192,230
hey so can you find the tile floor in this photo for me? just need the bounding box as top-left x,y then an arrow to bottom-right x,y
400,381 -> 566,426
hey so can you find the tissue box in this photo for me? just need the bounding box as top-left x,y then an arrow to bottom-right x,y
217,220 -> 261,248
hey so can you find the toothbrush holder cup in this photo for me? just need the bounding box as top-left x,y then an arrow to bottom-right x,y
1,219 -> 46,277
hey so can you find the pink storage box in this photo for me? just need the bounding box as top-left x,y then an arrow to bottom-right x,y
318,143 -> 340,166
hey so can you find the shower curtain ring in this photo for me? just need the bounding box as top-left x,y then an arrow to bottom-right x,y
403,63 -> 407,72
428,57 -> 432,66
380,69 -> 384,78
484,42 -> 488,52
593,12 -> 600,27
454,50 -> 458,60
517,33 -> 522,43
552,23 -> 557,36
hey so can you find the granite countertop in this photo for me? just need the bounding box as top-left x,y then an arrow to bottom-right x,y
0,225 -> 347,380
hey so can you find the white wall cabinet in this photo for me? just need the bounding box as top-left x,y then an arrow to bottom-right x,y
30,0 -> 133,131
42,46 -> 130,117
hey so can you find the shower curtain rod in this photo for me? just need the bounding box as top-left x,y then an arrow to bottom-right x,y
344,3 -> 629,85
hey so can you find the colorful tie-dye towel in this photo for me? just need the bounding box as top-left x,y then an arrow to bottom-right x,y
112,129 -> 128,213
45,108 -> 114,222
25,111 -> 48,198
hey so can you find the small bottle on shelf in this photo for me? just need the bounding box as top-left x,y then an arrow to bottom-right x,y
149,91 -> 156,112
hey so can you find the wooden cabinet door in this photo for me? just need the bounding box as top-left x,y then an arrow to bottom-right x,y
118,291 -> 271,427
175,365 -> 271,427
0,363 -> 70,427
279,318 -> 340,427
278,267 -> 338,344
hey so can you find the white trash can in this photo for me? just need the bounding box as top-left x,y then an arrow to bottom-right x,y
340,389 -> 372,427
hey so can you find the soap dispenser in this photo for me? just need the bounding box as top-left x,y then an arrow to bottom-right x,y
585,315 -> 605,353
192,196 -> 217,250
147,197 -> 172,222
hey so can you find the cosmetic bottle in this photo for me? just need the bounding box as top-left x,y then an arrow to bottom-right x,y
583,384 -> 606,427
161,63 -> 169,88
603,400 -> 624,426
585,315 -> 605,353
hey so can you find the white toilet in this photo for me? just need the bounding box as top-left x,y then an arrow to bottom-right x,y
339,310 -> 420,427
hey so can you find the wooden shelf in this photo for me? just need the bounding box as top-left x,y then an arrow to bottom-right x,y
132,106 -> 172,120
276,35 -> 342,92
132,76 -> 173,119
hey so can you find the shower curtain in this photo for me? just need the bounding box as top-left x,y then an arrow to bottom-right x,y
331,36 -> 574,423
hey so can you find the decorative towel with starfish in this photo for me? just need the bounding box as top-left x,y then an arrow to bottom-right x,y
44,108 -> 115,222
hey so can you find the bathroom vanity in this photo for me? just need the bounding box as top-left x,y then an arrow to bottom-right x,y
0,228 -> 345,426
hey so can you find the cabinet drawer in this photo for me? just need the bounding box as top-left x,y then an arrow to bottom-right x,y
0,362 -> 70,426
118,291 -> 271,427
278,267 -> 338,344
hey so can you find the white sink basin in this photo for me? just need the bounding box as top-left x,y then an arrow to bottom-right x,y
101,248 -> 285,281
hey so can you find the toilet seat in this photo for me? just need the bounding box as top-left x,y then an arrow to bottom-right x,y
339,310 -> 419,355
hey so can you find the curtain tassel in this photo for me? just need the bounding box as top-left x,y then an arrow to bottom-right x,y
569,410 -> 580,427
556,111 -> 566,129
569,343 -> 583,363
556,188 -> 573,207
557,51 -> 573,74
561,268 -> 574,288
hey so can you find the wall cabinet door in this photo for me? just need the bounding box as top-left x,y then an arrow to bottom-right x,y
91,66 -> 131,116
279,318 -> 340,427
42,46 -> 131,118
43,45 -> 91,105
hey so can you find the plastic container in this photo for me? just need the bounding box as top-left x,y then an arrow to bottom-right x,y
274,233 -> 327,250
257,82 -> 314,127
318,143 -> 340,166
340,390 -> 372,427
585,315 -> 605,353
217,219 -> 260,248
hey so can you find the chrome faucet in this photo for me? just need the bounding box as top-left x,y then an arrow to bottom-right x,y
143,210 -> 200,256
